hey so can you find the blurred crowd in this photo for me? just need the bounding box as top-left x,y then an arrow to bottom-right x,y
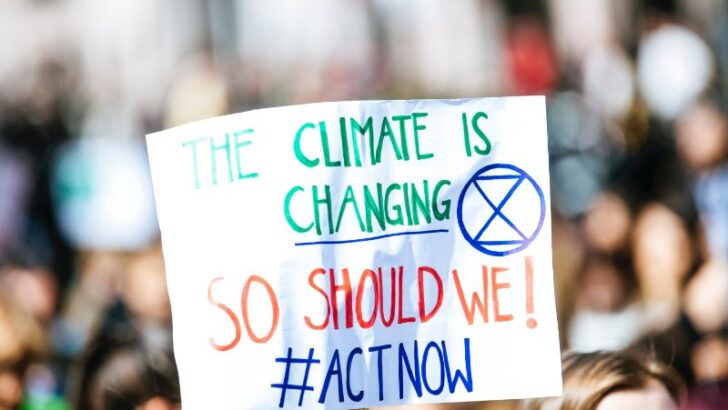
1,0 -> 728,409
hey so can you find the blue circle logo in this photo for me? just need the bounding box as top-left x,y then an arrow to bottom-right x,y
457,163 -> 546,256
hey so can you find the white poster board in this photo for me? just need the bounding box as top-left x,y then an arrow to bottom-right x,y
146,97 -> 562,409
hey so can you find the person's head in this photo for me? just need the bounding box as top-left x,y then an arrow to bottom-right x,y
0,367 -> 22,410
632,202 -> 693,332
83,344 -> 179,410
520,351 -> 684,410
69,312 -> 179,410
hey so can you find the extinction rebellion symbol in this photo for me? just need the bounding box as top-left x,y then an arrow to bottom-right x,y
457,163 -> 546,256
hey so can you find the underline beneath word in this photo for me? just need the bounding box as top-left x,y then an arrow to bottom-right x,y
294,228 -> 449,246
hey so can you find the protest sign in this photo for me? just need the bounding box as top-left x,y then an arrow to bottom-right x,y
146,97 -> 562,409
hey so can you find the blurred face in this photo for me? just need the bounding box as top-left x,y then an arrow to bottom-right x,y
1,266 -> 57,323
596,379 -> 676,410
583,193 -> 631,253
632,203 -> 692,298
691,336 -> 728,382
0,371 -> 22,410
683,259 -> 728,333
675,102 -> 728,170
578,261 -> 625,312
123,249 -> 171,321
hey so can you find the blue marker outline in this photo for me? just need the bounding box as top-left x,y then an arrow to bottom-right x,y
456,163 -> 546,256
472,175 -> 527,241
295,228 -> 449,246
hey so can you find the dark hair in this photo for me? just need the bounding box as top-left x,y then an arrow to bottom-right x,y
69,305 -> 180,410
520,350 -> 685,410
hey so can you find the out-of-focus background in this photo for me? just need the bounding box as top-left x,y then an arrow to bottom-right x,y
1,0 -> 727,409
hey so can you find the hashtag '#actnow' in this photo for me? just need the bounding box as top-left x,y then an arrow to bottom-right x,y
271,347 -> 321,407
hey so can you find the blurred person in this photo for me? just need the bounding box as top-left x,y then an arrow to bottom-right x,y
121,247 -> 171,324
590,201 -> 703,385
679,102 -> 728,260
568,259 -> 643,352
69,304 -> 179,410
557,191 -> 642,352
582,192 -> 632,254
119,247 -> 173,360
66,245 -> 176,409
632,202 -> 694,332
681,260 -> 728,408
628,240 -> 728,389
0,290 -> 47,369
0,264 -> 57,325
0,367 -> 22,410
682,259 -> 728,336
50,251 -> 126,359
0,60 -> 75,289
0,255 -> 70,410
685,336 -> 728,409
675,101 -> 728,171
608,23 -> 710,227
567,192 -> 642,351
0,290 -> 52,409
51,246 -> 173,362
519,350 -> 684,410
690,336 -> 728,383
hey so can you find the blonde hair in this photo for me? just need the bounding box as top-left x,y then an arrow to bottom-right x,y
520,351 -> 684,410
